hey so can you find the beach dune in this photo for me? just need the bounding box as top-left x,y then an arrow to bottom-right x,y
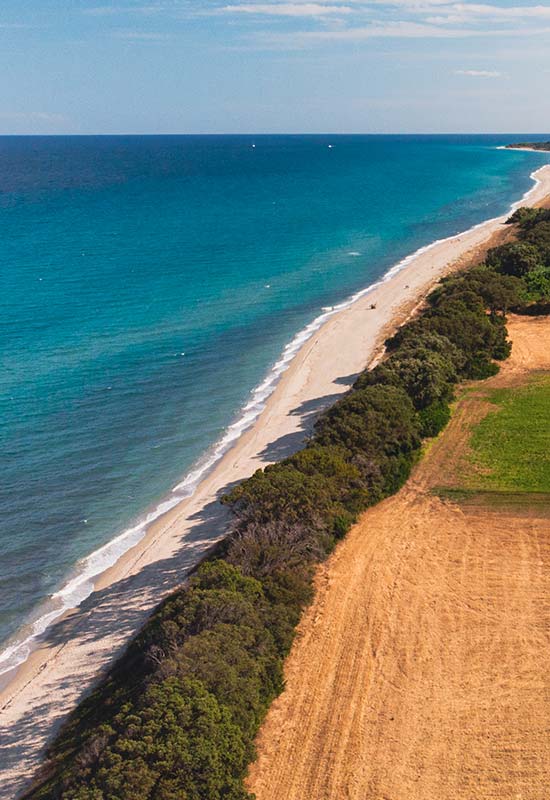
1,164 -> 550,798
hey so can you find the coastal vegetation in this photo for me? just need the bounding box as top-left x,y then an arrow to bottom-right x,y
506,142 -> 550,151
25,208 -> 550,800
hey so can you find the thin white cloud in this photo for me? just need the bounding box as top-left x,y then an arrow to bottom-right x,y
260,18 -> 550,47
219,0 -> 550,35
222,3 -> 353,16
454,68 -> 501,76
425,3 -> 550,25
278,20 -> 537,38
79,0 -> 550,48
112,29 -> 171,38
361,0 -> 550,9
0,112 -> 67,123
84,4 -> 165,15
451,3 -> 550,19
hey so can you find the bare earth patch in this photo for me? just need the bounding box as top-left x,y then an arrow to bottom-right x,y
246,315 -> 550,800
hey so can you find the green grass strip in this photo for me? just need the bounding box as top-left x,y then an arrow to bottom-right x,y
467,375 -> 550,493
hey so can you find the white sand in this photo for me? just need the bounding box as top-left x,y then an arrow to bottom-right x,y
1,164 -> 549,798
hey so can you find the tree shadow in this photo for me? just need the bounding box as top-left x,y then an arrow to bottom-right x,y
258,391 -> 343,462
0,492 -> 235,798
0,693 -> 80,799
0,375 -> 358,795
334,372 -> 360,386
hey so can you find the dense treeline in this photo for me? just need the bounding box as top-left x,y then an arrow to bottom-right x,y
506,142 -> 550,152
26,208 -> 550,800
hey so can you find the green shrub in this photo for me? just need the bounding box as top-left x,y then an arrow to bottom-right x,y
314,385 -> 420,458
521,222 -> 550,267
506,206 -> 546,226
386,297 -> 510,380
430,266 -> 523,314
387,330 -> 466,370
355,349 -> 457,410
522,266 -> 550,300
68,678 -> 250,800
418,399 -> 452,437
486,241 -> 542,276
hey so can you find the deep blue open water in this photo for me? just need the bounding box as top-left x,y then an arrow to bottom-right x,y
1,134 -> 549,674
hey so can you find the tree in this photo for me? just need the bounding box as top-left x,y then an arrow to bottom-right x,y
356,349 -> 457,410
522,266 -> 550,300
64,679 -> 250,800
486,242 -> 542,277
314,385 -> 420,458
429,267 -> 523,314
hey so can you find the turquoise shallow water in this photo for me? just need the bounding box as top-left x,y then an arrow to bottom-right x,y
1,134 -> 548,673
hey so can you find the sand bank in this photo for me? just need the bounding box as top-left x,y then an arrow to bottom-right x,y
1,163 -> 550,798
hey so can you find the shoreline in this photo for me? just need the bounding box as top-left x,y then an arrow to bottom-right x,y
2,160 -> 548,686
501,146 -> 550,154
1,163 -> 550,798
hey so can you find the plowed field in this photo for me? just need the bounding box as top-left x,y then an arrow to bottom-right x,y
247,315 -> 550,800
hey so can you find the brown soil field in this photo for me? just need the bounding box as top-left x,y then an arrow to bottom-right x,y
247,315 -> 550,800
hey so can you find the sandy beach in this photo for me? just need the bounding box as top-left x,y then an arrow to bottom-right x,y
505,146 -> 550,153
1,163 -> 549,798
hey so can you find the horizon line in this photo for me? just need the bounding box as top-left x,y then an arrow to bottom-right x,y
0,131 -> 549,138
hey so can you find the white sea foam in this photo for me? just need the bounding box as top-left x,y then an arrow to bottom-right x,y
0,165 -> 546,680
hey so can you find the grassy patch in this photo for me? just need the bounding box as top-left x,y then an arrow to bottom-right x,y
465,375 -> 550,493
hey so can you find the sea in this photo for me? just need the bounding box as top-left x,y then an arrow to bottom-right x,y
1,134 -> 549,677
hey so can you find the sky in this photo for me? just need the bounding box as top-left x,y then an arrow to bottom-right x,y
0,0 -> 549,134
